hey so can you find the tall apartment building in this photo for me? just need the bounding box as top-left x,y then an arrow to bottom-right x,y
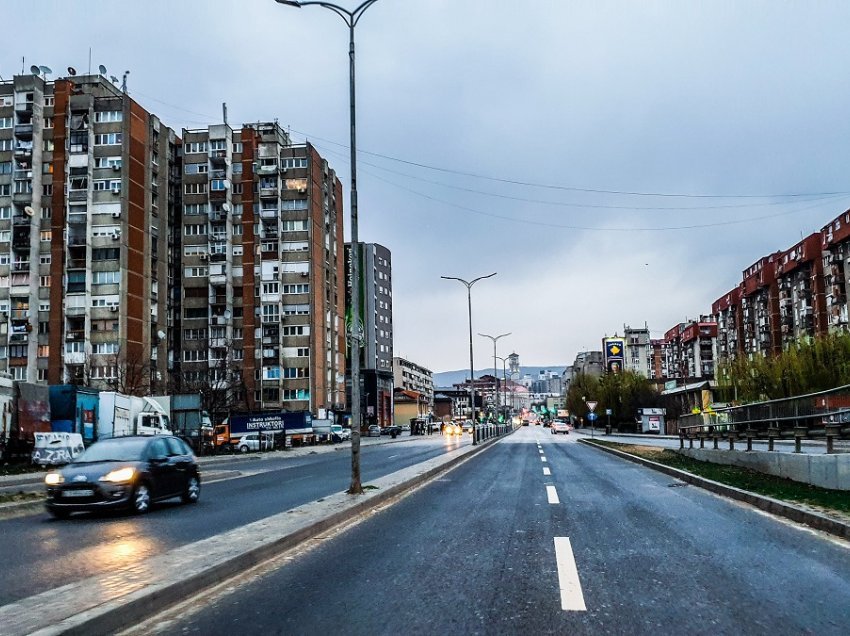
662,319 -> 717,381
821,211 -> 850,331
623,324 -> 652,377
712,286 -> 743,365
741,253 -> 782,357
392,357 -> 433,406
177,122 -> 345,417
0,73 -> 175,388
776,233 -> 826,348
345,242 -> 393,426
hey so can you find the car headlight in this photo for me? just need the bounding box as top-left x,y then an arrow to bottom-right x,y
45,473 -> 64,486
99,467 -> 136,483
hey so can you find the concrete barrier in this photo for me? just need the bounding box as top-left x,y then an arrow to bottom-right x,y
677,447 -> 850,491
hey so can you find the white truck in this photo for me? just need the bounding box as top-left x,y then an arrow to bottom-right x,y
96,392 -> 171,440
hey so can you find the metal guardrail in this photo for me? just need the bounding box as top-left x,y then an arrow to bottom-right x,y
473,423 -> 513,444
678,383 -> 850,453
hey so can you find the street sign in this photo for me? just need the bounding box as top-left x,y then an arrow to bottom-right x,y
605,408 -> 612,416
588,413 -> 598,421
586,401 -> 598,412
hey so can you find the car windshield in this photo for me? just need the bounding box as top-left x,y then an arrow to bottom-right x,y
73,438 -> 149,463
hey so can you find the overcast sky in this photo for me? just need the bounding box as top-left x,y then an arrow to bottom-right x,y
6,1 -> 850,372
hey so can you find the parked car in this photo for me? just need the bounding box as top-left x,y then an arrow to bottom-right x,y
551,421 -> 570,435
381,425 -> 402,438
366,425 -> 382,437
331,425 -> 351,442
44,435 -> 201,518
236,432 -> 273,453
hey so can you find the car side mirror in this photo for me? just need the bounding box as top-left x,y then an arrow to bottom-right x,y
150,455 -> 167,464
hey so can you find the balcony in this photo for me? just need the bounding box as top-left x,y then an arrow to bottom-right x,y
67,232 -> 87,247
14,124 -> 33,138
68,190 -> 88,202
11,309 -> 30,320
259,186 -> 279,198
260,208 -> 279,219
12,214 -> 32,227
11,260 -> 30,272
257,164 -> 278,175
209,150 -> 228,166
9,333 -> 29,344
15,100 -> 33,113
14,143 -> 33,157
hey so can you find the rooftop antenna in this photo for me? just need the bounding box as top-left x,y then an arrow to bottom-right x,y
121,70 -> 129,93
98,64 -> 107,76
222,102 -> 228,125
88,48 -> 92,75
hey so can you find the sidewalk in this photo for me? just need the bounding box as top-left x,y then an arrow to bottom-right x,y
0,428 -> 514,635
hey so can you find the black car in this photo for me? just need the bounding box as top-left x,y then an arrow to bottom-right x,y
45,435 -> 201,518
381,425 -> 402,438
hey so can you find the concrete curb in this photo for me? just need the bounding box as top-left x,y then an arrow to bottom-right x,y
5,429 -> 516,636
579,439 -> 850,542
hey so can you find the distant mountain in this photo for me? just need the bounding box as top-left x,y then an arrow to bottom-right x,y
433,366 -> 566,388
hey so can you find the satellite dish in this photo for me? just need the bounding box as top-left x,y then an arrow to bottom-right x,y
39,66 -> 52,76
24,206 -> 35,217
109,75 -> 119,84
67,66 -> 77,76
223,180 -> 231,190
98,64 -> 107,75
157,330 -> 166,340
30,65 -> 40,75
222,202 -> 231,212
223,309 -> 232,320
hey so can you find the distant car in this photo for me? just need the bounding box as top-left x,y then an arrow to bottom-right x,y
236,433 -> 273,453
366,425 -> 382,437
447,423 -> 464,436
551,421 -> 570,435
44,435 -> 200,518
462,421 -> 473,434
331,425 -> 351,442
382,425 -> 402,438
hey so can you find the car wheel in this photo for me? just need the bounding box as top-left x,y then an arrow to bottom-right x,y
182,475 -> 200,504
49,508 -> 70,519
239,445 -> 249,453
132,483 -> 151,514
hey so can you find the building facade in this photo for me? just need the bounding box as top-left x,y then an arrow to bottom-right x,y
345,242 -> 393,426
0,73 -> 176,389
176,122 -> 346,418
392,356 -> 432,407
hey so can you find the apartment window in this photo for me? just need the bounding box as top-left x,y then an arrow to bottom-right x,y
93,342 -> 120,355
10,367 -> 27,381
0,139 -> 11,151
282,158 -> 308,169
232,183 -> 243,194
43,139 -> 54,152
283,389 -> 309,401
282,304 -> 309,315
0,161 -> 11,175
42,184 -> 52,196
184,141 -> 207,154
297,347 -> 309,357
94,133 -> 122,145
231,163 -> 242,175
184,203 -> 208,216
91,366 -> 117,380
93,179 -> 121,192
40,207 -> 51,219
92,270 -> 120,285
209,140 -> 226,151
183,349 -> 207,362
65,341 -> 85,354
282,220 -> 308,232
210,179 -> 227,191
91,297 -> 119,308
232,142 -> 243,153
282,199 -> 308,211
0,117 -> 12,128
233,328 -> 243,340
0,206 -> 9,219
282,367 -> 309,379
262,282 -> 279,295
39,254 -> 51,265
184,307 -> 209,319
94,110 -> 123,123
44,96 -> 54,107
0,185 -> 9,196
184,163 -> 208,175
91,226 -> 120,237
184,267 -> 208,277
94,156 -> 122,169
92,248 -> 120,261
262,305 -> 280,321
39,276 -> 50,287
282,325 -> 309,336
282,284 -> 309,294
183,328 -> 208,340
0,231 -> 10,242
282,241 -> 309,252
0,96 -> 11,106
184,183 -> 208,195
39,230 -> 51,242
184,224 -> 207,236
43,118 -> 54,129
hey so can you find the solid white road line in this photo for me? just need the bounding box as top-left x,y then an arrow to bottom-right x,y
546,485 -> 560,504
543,467 -> 551,476
554,537 -> 587,612
541,456 -> 547,462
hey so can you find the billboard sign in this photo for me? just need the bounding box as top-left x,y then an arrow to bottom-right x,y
604,338 -> 625,373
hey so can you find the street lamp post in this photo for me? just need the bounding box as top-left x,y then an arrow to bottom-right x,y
441,273 -> 497,445
276,0 -> 380,494
480,333 -> 510,420
495,355 -> 510,421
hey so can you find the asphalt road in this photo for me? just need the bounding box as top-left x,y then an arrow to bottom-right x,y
156,426 -> 850,635
0,434 -> 466,605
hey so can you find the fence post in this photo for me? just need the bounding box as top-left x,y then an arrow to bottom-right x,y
679,434 -> 685,450
825,424 -> 841,454
793,426 -> 807,453
745,429 -> 755,452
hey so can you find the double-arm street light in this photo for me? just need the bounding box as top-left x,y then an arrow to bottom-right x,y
441,273 -> 497,444
479,332 -> 510,419
495,355 -> 510,419
276,0 -> 380,494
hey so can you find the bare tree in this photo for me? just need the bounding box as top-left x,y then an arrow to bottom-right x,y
104,344 -> 154,396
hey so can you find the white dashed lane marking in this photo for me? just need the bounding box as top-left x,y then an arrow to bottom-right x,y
554,537 -> 587,612
541,456 -> 547,463
543,467 -> 551,476
546,485 -> 560,504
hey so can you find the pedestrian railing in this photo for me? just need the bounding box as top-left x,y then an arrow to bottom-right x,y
678,384 -> 850,453
473,423 -> 514,444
